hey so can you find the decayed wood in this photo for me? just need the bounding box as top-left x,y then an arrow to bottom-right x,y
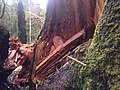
35,27 -> 94,77
36,30 -> 84,73
3,38 -> 34,84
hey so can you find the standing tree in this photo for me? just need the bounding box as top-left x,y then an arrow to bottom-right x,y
18,0 -> 27,43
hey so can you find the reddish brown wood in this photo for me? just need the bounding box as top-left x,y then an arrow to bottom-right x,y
32,0 -> 105,81
3,0 -> 105,84
37,0 -> 105,61
35,27 -> 94,77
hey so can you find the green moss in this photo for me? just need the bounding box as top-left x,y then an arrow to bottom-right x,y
77,0 -> 120,90
66,0 -> 120,90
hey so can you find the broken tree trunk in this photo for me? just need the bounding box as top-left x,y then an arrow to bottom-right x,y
35,29 -> 90,76
29,0 -> 105,88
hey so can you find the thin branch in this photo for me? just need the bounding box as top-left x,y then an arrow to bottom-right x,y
0,0 -> 6,19
26,11 -> 44,20
67,56 -> 87,66
5,10 -> 10,20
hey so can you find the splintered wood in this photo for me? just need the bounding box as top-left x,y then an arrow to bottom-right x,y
36,30 -> 85,74
4,38 -> 34,83
31,0 -> 105,82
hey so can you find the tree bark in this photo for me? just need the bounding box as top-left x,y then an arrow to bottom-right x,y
0,26 -> 9,66
0,26 -> 10,90
18,0 -> 27,44
29,0 -> 105,88
78,0 -> 120,89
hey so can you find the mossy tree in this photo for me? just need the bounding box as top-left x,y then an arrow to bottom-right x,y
77,0 -> 120,90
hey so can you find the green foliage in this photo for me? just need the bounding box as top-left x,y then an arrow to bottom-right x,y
2,0 -> 46,43
3,7 -> 18,38
25,4 -> 45,43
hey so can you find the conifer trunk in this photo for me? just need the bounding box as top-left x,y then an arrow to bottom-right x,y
18,0 -> 27,44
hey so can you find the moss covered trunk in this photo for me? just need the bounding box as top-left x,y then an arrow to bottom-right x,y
78,0 -> 120,89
